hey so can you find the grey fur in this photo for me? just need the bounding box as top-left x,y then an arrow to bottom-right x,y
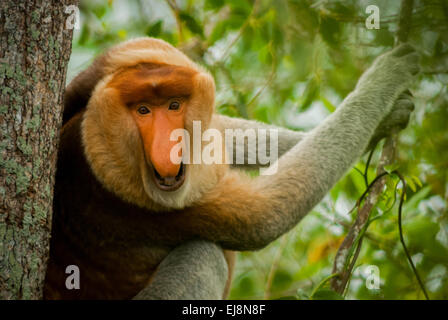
133,240 -> 228,300
218,90 -> 415,168
216,114 -> 307,168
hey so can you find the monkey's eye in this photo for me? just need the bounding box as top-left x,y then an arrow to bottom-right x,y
137,105 -> 151,115
168,101 -> 180,111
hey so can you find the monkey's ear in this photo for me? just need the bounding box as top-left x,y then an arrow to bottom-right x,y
185,72 -> 216,129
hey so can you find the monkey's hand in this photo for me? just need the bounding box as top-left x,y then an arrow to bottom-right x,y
354,43 -> 420,116
366,90 -> 415,151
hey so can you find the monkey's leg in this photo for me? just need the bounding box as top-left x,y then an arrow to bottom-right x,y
133,240 -> 230,300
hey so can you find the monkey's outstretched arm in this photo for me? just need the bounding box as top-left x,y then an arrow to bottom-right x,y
133,240 -> 228,300
153,44 -> 420,250
216,90 -> 414,169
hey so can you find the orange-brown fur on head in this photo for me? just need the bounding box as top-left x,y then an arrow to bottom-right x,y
81,38 -> 225,210
109,63 -> 196,107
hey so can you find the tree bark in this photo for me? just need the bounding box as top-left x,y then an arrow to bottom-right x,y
0,0 -> 75,299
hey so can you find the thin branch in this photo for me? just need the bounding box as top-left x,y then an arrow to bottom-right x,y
391,0 -> 430,299
395,172 -> 430,300
310,273 -> 339,299
342,233 -> 365,297
422,69 -> 448,74
246,44 -> 277,111
264,235 -> 288,300
216,0 -> 260,63
364,147 -> 376,188
330,151 -> 392,294
331,0 -> 416,295
246,68 -> 276,109
395,0 -> 415,45
353,167 -> 364,179
217,64 -> 249,118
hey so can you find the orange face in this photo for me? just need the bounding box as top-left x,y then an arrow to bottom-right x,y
109,63 -> 196,191
132,99 -> 185,178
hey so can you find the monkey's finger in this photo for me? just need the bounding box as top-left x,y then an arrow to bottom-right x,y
397,112 -> 412,129
392,43 -> 416,57
398,89 -> 413,99
388,108 -> 413,128
404,52 -> 421,75
394,94 -> 414,109
395,98 -> 415,111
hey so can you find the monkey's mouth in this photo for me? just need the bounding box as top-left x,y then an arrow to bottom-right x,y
151,163 -> 186,192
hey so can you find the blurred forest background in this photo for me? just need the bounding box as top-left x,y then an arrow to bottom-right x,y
69,0 -> 448,299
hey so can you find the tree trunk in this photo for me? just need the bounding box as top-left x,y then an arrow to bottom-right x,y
0,0 -> 75,299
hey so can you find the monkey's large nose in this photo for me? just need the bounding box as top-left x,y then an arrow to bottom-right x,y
150,151 -> 181,178
147,126 -> 185,191
149,131 -> 182,178
143,109 -> 185,189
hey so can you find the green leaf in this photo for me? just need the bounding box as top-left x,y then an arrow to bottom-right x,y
320,96 -> 336,113
411,175 -> 423,188
146,21 -> 163,37
205,0 -> 225,11
298,78 -> 319,111
258,44 -> 272,64
208,20 -> 228,45
374,28 -> 395,46
311,288 -> 344,300
179,12 -> 204,37
403,186 -> 431,212
272,269 -> 294,291
385,175 -> 397,192
92,5 -> 107,19
78,24 -> 90,45
227,0 -> 252,15
384,163 -> 399,174
252,105 -> 270,123
406,176 -> 417,192
319,16 -> 340,47
217,103 -> 240,117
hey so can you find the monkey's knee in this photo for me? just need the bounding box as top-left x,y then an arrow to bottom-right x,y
134,241 -> 229,300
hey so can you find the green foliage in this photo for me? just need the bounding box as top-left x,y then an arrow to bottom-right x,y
311,288 -> 344,300
71,0 -> 448,300
146,21 -> 163,38
179,12 -> 204,38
